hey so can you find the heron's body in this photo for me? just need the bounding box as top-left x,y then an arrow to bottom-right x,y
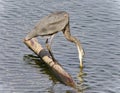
25,11 -> 69,40
25,11 -> 84,68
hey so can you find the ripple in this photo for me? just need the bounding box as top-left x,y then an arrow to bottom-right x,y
0,0 -> 120,92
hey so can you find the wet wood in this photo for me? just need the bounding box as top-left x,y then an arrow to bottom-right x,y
23,38 -> 76,88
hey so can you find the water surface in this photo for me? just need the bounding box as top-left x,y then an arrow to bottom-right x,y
0,0 -> 120,93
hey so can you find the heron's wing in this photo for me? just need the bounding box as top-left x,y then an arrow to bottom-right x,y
36,11 -> 69,36
26,11 -> 69,39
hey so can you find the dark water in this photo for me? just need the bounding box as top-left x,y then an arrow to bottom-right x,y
0,0 -> 120,93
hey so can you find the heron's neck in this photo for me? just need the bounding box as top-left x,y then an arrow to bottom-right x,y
76,44 -> 83,66
70,36 -> 83,66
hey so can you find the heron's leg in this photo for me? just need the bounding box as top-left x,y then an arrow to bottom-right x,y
45,35 -> 56,61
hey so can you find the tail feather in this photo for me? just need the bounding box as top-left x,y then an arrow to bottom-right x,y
25,29 -> 37,40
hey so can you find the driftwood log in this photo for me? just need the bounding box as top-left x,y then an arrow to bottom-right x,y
23,38 -> 76,88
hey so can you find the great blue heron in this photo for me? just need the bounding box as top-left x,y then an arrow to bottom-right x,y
25,11 -> 84,67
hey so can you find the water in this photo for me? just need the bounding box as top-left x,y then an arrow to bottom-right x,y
0,0 -> 120,92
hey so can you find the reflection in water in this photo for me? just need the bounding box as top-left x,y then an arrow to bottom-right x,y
23,54 -> 78,93
23,54 -> 90,93
1,0 -> 120,92
23,54 -> 58,83
76,68 -> 88,93
78,68 -> 85,83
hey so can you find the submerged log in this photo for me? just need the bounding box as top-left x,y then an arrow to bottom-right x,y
23,38 -> 76,88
